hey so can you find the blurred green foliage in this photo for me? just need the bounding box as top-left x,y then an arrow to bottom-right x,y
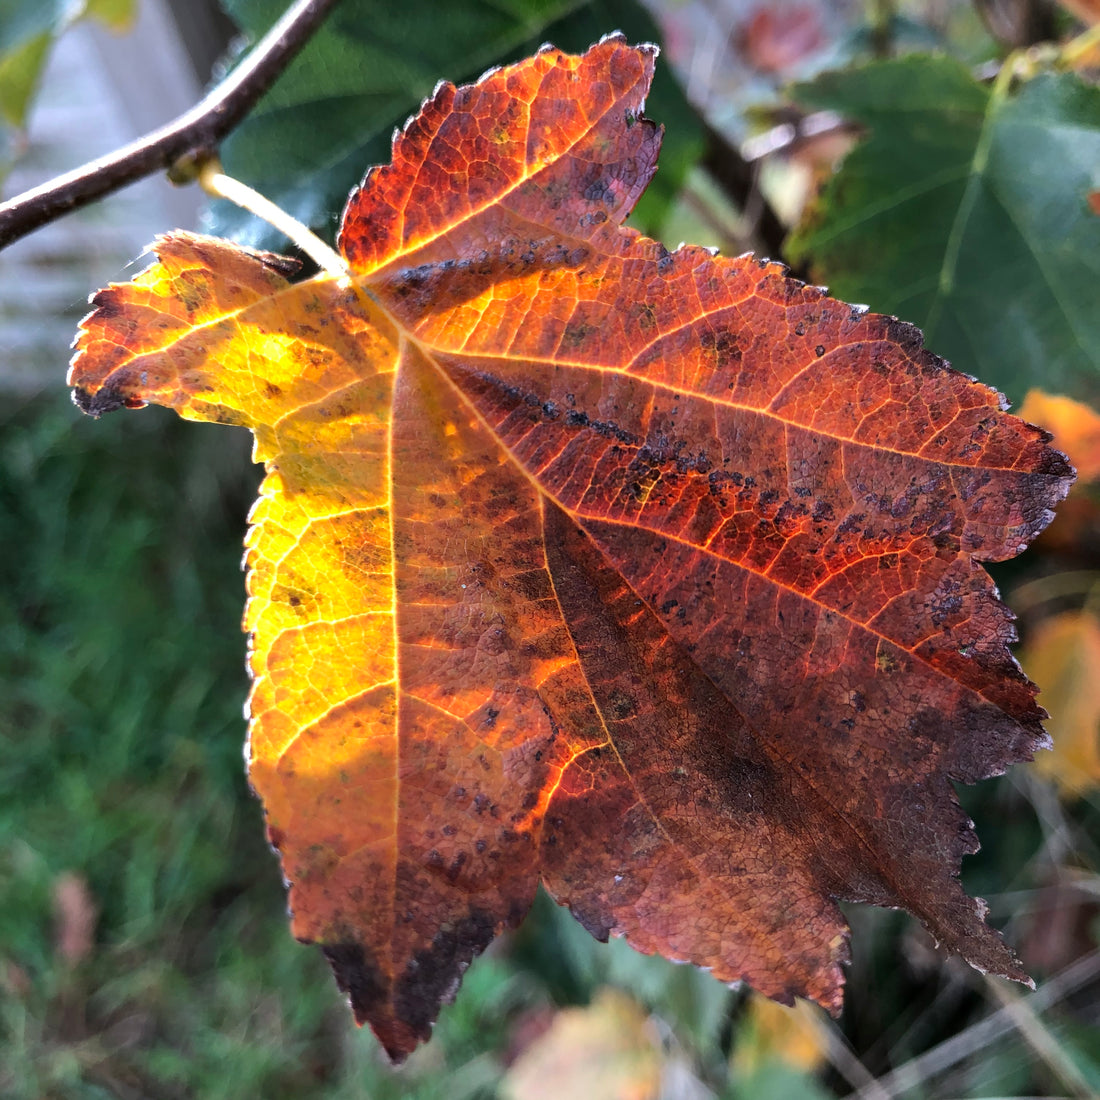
0,0 -> 136,179
787,55 -> 1100,405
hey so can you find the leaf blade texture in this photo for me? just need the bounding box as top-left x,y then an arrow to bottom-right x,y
69,38 -> 1074,1060
213,0 -> 701,246
786,56 -> 1100,404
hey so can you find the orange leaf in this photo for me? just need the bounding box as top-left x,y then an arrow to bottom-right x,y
733,992 -> 828,1076
68,38 -> 1074,1060
1017,388 -> 1100,483
1021,611 -> 1100,797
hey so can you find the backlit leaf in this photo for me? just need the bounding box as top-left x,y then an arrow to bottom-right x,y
69,39 -> 1073,1060
213,0 -> 701,246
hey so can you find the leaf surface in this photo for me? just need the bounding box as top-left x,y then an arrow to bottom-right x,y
213,0 -> 700,246
787,57 -> 1100,404
69,39 -> 1073,1060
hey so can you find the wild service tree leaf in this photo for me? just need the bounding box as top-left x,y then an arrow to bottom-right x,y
786,56 -> 1100,405
213,0 -> 701,247
69,39 -> 1073,1060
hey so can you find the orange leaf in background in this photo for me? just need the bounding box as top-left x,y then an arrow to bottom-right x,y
1016,389 -> 1100,554
68,38 -> 1073,1060
1017,389 -> 1100,483
502,990 -> 661,1100
1021,611 -> 1100,797
733,992 -> 828,1077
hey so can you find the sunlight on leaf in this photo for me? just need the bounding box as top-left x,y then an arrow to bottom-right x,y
69,39 -> 1072,1059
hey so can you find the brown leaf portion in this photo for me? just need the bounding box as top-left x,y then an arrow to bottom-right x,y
540,499 -> 851,1005
69,38 -> 1073,1060
340,40 -> 660,277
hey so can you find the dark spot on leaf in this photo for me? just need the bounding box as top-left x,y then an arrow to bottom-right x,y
322,942 -> 389,1032
71,385 -> 131,417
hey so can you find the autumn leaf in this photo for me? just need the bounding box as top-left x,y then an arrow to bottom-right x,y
1017,389 -> 1100,484
733,992 -> 829,1077
1020,612 -> 1100,797
501,989 -> 662,1100
213,0 -> 702,247
68,38 -> 1073,1061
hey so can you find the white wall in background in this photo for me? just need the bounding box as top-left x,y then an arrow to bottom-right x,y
0,0 -> 207,391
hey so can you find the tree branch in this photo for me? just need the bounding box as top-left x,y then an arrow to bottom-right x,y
0,0 -> 341,251
700,119 -> 799,276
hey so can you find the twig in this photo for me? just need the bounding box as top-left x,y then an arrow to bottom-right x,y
817,1013 -> 889,1099
982,976 -> 1096,1098
739,111 -> 851,164
1009,571 -> 1100,615
199,161 -> 348,280
0,0 -> 340,251
700,120 -> 798,274
844,950 -> 1100,1100
869,0 -> 896,58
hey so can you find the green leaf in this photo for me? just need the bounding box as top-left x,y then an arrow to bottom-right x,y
786,56 -> 1100,405
212,0 -> 702,248
0,0 -> 137,173
83,0 -> 137,31
0,30 -> 51,129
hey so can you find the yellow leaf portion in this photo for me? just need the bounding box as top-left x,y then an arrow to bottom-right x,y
1022,611 -> 1100,796
502,990 -> 662,1100
733,992 -> 829,1077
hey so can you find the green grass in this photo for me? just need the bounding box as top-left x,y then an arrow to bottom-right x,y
2,393 -> 1097,1098
0,396 -> 585,1098
0,396 -> 345,1097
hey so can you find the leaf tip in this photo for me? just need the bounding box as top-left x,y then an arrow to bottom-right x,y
320,942 -> 413,1062
70,383 -> 139,418
595,29 -> 660,58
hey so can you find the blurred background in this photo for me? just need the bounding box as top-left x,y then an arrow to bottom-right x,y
1,1 -> 1098,1096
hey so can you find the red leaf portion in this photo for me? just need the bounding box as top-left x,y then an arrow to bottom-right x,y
68,37 -> 1073,1060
